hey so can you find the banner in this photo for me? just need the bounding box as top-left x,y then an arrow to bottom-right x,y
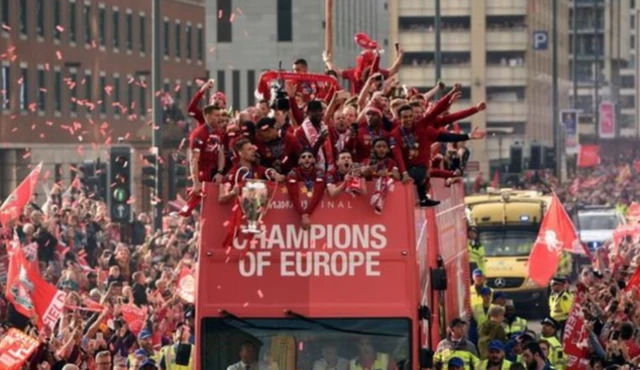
577,145 -> 601,168
563,293 -> 590,370
561,110 -> 579,155
0,162 -> 42,227
598,101 -> 616,139
121,304 -> 147,335
0,328 -> 40,370
177,267 -> 195,304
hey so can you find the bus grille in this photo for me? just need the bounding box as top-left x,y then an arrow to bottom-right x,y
487,277 -> 525,289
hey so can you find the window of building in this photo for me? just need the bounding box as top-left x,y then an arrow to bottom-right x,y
277,0 -> 292,42
113,76 -> 121,115
217,70 -> 226,94
36,0 -> 44,37
99,75 -> 107,114
232,70 -> 240,110
2,64 -> 10,110
247,70 -> 255,106
175,23 -> 181,58
631,35 -> 636,51
126,12 -> 133,51
19,0 -> 27,35
54,70 -> 62,112
98,7 -> 106,46
127,78 -> 133,113
112,9 -> 120,49
185,24 -> 192,59
632,15 -> 636,30
139,83 -> 146,116
69,70 -> 77,113
197,26 -> 203,61
37,68 -> 45,111
139,15 -> 146,53
53,0 -> 61,40
84,71 -> 92,112
1,0 -> 9,28
186,83 -> 193,105
84,3 -> 92,44
20,67 -> 27,111
69,1 -> 77,42
217,0 -> 232,43
622,75 -> 635,88
163,20 -> 170,56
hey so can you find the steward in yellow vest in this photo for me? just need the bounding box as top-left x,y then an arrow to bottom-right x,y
434,318 -> 481,370
503,303 -> 528,338
160,324 -> 194,370
127,330 -> 162,369
470,269 -> 492,309
548,277 -> 573,336
540,317 -> 565,370
350,337 -> 393,370
479,341 -> 512,370
468,227 -> 486,278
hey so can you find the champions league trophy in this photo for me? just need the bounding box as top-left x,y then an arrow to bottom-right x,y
235,167 -> 275,235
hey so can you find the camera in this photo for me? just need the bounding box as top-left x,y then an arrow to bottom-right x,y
269,80 -> 290,111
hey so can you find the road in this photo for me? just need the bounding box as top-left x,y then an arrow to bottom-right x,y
528,321 -> 542,334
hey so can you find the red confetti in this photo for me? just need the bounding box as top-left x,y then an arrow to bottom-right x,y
229,13 -> 235,22
1,24 -> 10,31
56,25 -> 64,33
22,151 -> 31,159
236,7 -> 244,15
56,51 -> 62,60
218,10 -> 223,18
11,127 -> 17,132
257,290 -> 263,298
43,170 -> 51,180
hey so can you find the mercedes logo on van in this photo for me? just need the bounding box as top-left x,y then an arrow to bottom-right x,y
494,278 -> 506,288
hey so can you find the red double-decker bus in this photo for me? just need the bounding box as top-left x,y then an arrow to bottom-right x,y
195,180 -> 469,370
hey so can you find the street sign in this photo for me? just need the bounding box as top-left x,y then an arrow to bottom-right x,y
532,31 -> 548,50
599,101 -> 616,139
465,161 -> 480,172
560,109 -> 579,155
111,203 -> 131,222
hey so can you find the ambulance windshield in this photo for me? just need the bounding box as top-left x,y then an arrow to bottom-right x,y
200,317 -> 411,370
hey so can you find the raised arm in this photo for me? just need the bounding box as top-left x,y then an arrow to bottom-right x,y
188,79 -> 214,126
323,51 -> 343,75
386,48 -> 405,77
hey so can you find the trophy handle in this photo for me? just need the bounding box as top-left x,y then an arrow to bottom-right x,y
265,168 -> 277,182
234,166 -> 251,187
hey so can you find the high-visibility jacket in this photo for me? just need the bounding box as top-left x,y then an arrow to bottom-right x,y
478,359 -> 512,370
503,317 -> 528,337
127,350 -> 162,368
472,304 -> 490,327
549,291 -> 573,322
161,343 -> 194,370
349,353 -> 389,370
434,341 -> 480,370
468,241 -> 486,273
470,285 -> 492,308
541,335 -> 565,370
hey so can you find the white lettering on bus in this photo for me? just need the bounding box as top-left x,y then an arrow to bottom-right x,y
238,251 -> 271,277
278,251 -> 380,277
232,224 -> 388,251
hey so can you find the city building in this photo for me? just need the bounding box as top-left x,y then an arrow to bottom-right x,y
206,0 -> 389,110
0,0 -> 206,203
569,0 -> 632,138
388,0 -> 571,177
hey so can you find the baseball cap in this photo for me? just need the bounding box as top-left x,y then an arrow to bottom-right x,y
488,340 -> 505,352
448,357 -> 465,369
138,358 -> 157,370
472,269 -> 483,277
492,292 -> 507,301
133,349 -> 148,358
138,329 -> 152,341
480,287 -> 492,296
541,317 -> 559,329
449,318 -> 467,328
551,276 -> 568,285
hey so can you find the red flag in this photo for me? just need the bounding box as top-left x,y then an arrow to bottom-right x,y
0,162 -> 42,227
626,267 -> 640,293
177,267 -> 195,303
0,328 -> 41,370
527,194 -> 580,286
121,304 -> 147,335
5,245 -> 66,330
491,171 -> 499,188
563,293 -> 590,370
577,145 -> 601,168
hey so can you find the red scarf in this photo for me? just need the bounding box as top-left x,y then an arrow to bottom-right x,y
302,119 -> 334,170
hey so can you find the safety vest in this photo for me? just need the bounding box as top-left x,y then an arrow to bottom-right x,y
161,343 -> 194,370
470,285 -> 492,308
478,359 -> 512,370
549,291 -> 573,322
557,252 -> 572,277
541,335 -> 565,370
127,350 -> 162,368
503,317 -> 528,336
468,242 -> 486,273
471,304 -> 489,326
434,347 -> 480,370
349,353 -> 389,370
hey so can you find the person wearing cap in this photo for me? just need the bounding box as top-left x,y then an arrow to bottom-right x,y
448,357 -> 465,370
434,318 -> 480,370
467,227 -> 486,280
294,100 -> 335,172
159,323 -> 194,370
492,292 -> 507,307
139,358 -> 159,370
128,330 -> 161,368
502,301 -> 528,338
539,317 -> 564,370
470,269 -> 492,308
507,334 -> 535,365
286,148 -> 327,230
255,116 -> 302,175
128,348 -> 151,370
548,276 -> 573,336
469,287 -> 493,346
478,306 -> 507,359
479,341 -> 511,370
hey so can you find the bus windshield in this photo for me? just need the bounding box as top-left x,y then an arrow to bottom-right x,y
578,214 -> 619,230
200,317 -> 411,370
479,229 -> 538,257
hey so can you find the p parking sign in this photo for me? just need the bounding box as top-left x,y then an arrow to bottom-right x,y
533,31 -> 548,50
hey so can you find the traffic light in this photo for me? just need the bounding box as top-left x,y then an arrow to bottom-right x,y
78,161 -> 95,190
141,154 -> 159,188
529,145 -> 542,170
168,152 -> 189,200
108,145 -> 134,223
508,146 -> 523,173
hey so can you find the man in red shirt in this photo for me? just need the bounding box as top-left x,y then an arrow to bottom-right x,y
328,109 -> 355,159
187,79 -> 216,127
286,149 -> 326,230
219,139 -> 285,204
189,104 -> 226,194
255,117 -> 302,175
326,151 -> 366,197
295,100 -> 334,172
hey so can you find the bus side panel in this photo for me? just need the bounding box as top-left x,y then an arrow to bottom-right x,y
415,207 -> 430,348
428,181 -> 470,340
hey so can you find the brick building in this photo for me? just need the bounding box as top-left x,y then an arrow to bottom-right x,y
0,0 -> 206,210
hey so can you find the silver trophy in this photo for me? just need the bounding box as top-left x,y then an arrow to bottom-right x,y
235,167 -> 276,235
